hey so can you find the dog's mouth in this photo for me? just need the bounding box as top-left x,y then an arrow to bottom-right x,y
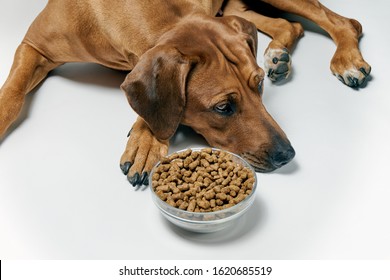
240,152 -> 277,173
240,148 -> 295,173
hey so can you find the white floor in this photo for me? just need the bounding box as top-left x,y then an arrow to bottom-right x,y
1,0 -> 389,259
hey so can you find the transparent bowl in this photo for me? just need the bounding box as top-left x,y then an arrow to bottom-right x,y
149,148 -> 257,233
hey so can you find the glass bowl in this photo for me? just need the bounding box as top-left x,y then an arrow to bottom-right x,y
149,148 -> 257,233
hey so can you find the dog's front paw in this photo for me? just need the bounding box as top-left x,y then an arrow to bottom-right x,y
331,48 -> 371,87
264,47 -> 292,82
120,118 -> 169,187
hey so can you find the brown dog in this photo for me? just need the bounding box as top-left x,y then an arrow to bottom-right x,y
0,0 -> 371,186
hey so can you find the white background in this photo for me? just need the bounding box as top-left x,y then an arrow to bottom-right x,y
1,0 -> 389,259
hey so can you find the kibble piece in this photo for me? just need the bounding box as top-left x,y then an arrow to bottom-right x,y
169,153 -> 180,160
166,199 -> 176,207
172,193 -> 184,201
203,177 -> 212,187
221,186 -> 230,194
187,200 -> 196,212
222,177 -> 231,186
216,192 -> 227,201
171,186 -> 180,194
233,193 -> 247,204
176,199 -> 184,207
156,185 -> 170,192
197,199 -> 211,210
179,149 -> 192,159
156,190 -> 168,201
178,184 -> 189,191
191,151 -> 200,159
188,160 -> 200,170
204,190 -> 215,200
230,185 -> 240,192
201,159 -> 210,167
179,201 -> 189,210
152,173 -> 160,181
230,190 -> 237,197
183,156 -> 194,168
216,199 -> 224,206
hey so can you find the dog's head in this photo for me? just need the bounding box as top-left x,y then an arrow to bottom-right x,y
121,15 -> 295,172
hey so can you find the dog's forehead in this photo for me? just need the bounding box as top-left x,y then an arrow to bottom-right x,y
169,17 -> 262,92
189,56 -> 238,89
186,60 -> 263,108
189,48 -> 261,93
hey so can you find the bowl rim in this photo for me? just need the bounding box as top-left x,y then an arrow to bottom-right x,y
148,147 -> 258,223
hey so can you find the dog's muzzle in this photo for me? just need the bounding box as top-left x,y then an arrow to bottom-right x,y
241,142 -> 295,172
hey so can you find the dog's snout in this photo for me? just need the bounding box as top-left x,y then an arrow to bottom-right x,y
270,145 -> 295,168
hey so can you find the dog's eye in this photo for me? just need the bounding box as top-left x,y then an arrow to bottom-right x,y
214,102 -> 235,116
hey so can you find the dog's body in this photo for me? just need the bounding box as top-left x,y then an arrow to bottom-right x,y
0,0 -> 371,186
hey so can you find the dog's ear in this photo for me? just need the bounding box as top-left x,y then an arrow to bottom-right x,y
121,45 -> 197,140
220,16 -> 258,58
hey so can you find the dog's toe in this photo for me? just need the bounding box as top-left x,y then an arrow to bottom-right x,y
120,161 -> 132,175
140,171 -> 149,185
359,66 -> 371,77
128,172 -> 141,186
334,65 -> 371,88
264,48 -> 292,82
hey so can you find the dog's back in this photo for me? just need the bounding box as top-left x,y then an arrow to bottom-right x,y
23,0 -> 224,70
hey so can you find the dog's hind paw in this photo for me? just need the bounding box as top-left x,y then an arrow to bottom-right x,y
120,118 -> 169,187
264,47 -> 292,82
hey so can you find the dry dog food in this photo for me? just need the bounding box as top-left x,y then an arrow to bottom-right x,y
151,148 -> 255,212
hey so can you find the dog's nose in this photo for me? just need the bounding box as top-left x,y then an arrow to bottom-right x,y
270,145 -> 295,168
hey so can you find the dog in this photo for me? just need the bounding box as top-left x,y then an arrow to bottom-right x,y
0,0 -> 371,186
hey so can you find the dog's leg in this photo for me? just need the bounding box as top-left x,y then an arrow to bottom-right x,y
0,43 -> 59,137
223,0 -> 303,82
120,117 -> 169,186
260,0 -> 371,87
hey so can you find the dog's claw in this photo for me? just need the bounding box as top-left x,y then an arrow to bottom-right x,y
140,172 -> 149,185
120,161 -> 132,175
128,172 -> 141,186
359,67 -> 370,77
336,74 -> 346,85
348,76 -> 359,88
128,172 -> 149,186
